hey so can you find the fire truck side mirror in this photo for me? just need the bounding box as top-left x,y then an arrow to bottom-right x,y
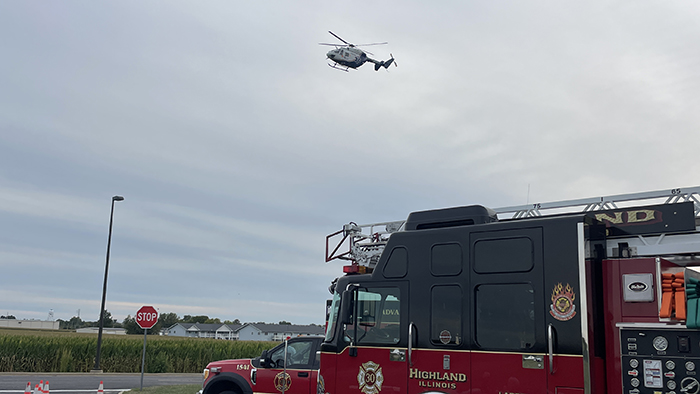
340,290 -> 354,325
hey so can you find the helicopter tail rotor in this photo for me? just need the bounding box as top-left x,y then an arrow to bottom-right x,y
389,54 -> 397,67
374,54 -> 397,71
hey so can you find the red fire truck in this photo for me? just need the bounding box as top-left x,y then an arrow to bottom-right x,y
321,186 -> 700,394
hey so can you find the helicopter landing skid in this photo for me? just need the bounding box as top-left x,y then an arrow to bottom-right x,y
328,63 -> 350,72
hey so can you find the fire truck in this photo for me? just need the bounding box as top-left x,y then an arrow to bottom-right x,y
321,186 -> 700,394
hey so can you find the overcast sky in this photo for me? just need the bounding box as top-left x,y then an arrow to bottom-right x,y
1,1 -> 700,325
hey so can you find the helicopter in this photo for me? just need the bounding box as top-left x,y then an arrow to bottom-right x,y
320,31 -> 397,72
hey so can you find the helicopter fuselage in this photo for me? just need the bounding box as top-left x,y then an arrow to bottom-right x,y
326,47 -> 368,69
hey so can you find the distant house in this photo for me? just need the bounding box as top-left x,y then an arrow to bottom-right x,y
165,323 -> 240,340
236,323 -> 325,341
164,322 -> 324,341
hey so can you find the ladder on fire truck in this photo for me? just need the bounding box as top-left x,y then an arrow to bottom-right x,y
326,186 -> 700,268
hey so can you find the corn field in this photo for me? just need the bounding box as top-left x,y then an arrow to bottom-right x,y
0,328 -> 276,373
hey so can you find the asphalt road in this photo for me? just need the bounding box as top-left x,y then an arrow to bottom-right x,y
0,373 -> 202,393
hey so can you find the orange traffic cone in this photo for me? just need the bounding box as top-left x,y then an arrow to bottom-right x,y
44,381 -> 49,393
97,381 -> 104,394
24,382 -> 31,394
33,383 -> 39,394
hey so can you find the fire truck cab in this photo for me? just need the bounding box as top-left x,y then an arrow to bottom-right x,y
321,187 -> 700,394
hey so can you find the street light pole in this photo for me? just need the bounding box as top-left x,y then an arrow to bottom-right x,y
93,195 -> 124,372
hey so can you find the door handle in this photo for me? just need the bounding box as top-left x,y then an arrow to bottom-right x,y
408,322 -> 413,365
298,372 -> 309,377
548,323 -> 555,374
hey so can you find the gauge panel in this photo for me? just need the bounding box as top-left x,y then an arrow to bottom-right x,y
621,328 -> 700,394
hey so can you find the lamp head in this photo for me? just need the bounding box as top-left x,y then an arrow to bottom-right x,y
113,196 -> 125,201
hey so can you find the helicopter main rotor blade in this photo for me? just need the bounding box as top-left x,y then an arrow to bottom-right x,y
319,43 -> 342,46
328,31 -> 350,45
355,42 -> 388,47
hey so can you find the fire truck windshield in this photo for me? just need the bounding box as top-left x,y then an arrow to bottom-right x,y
325,290 -> 341,342
328,285 -> 401,346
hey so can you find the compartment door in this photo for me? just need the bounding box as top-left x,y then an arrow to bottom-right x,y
469,228 -> 548,394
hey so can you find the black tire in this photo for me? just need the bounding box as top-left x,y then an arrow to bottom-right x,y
218,391 -> 237,394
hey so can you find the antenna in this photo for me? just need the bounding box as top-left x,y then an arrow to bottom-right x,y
527,184 -> 531,205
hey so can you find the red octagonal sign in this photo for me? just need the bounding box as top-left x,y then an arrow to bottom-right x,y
136,306 -> 158,329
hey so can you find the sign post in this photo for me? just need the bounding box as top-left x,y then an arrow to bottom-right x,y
136,306 -> 158,391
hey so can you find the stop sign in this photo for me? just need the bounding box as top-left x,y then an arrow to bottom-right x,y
136,306 -> 158,329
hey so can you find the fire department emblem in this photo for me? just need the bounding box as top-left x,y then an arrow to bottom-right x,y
317,374 -> 325,394
358,361 -> 384,394
274,371 -> 292,392
550,283 -> 576,321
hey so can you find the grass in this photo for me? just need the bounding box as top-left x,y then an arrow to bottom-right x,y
127,384 -> 201,394
0,328 -> 277,373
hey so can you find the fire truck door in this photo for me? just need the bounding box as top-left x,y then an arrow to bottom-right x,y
469,228 -> 548,394
402,237 -> 471,394
407,283 -> 470,394
334,284 -> 407,394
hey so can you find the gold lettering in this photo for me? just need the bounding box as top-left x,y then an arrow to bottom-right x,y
409,368 -> 467,386
627,210 -> 655,223
595,212 -> 623,224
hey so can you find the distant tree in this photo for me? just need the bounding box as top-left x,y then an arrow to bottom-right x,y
278,321 -> 292,325
224,319 -> 241,325
0,315 -> 16,319
159,312 -> 179,329
122,315 -> 142,335
181,315 -> 210,324
100,310 -> 116,328
64,316 -> 85,329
